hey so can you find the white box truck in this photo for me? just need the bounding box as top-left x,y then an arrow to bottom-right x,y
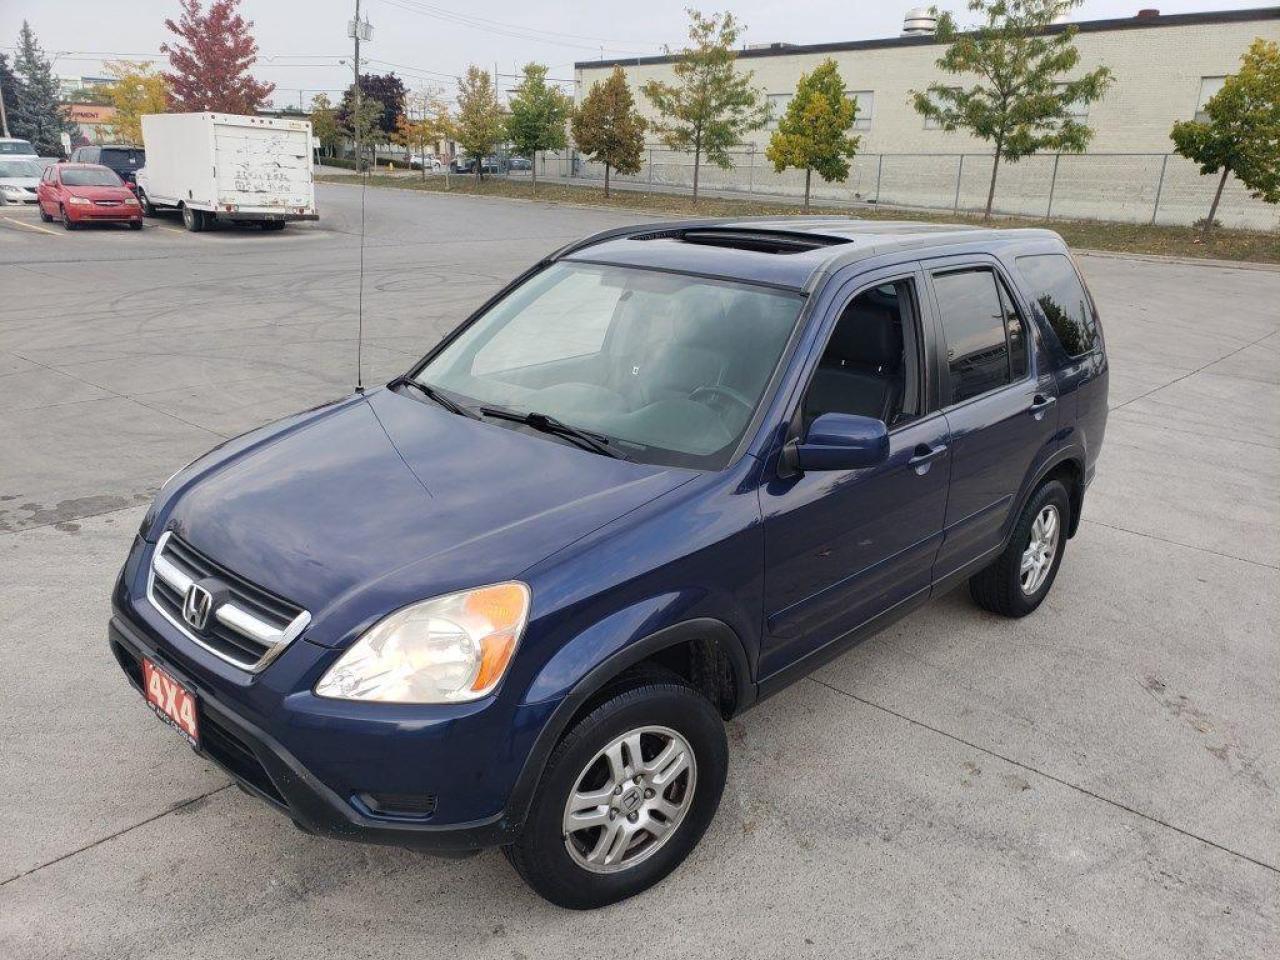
137,113 -> 317,231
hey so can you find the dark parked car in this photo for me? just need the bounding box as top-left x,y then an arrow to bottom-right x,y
508,156 -> 532,171
109,218 -> 1107,909
452,155 -> 500,174
69,144 -> 145,183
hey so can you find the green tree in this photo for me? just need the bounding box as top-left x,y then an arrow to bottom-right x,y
912,0 -> 1112,219
342,97 -> 384,167
11,21 -> 70,156
104,61 -> 170,145
641,9 -> 769,205
394,88 -> 453,179
455,65 -> 505,183
766,59 -> 860,209
0,53 -> 21,139
310,93 -> 341,158
572,66 -> 647,198
505,63 -> 571,194
1171,38 -> 1280,240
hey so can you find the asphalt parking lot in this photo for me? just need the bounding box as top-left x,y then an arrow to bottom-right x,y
1,185 -> 1277,958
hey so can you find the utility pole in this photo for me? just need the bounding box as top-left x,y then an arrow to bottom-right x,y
0,82 -> 9,138
348,0 -> 372,170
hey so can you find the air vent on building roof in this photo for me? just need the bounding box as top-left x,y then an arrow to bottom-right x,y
902,8 -> 938,36
1136,8 -> 1160,17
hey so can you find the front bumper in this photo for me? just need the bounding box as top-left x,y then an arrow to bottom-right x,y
109,613 -> 520,853
67,204 -> 141,222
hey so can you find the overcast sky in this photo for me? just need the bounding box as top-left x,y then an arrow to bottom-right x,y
1,0 -> 1267,107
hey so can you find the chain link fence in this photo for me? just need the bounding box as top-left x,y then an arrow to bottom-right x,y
538,147 -> 1279,232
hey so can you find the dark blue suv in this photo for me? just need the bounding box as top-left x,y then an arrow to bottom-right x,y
110,218 -> 1108,908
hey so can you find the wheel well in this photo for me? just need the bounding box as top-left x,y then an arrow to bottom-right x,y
568,635 -> 742,729
1041,458 -> 1084,537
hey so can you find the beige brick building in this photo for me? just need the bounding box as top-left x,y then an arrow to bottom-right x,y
567,7 -> 1280,228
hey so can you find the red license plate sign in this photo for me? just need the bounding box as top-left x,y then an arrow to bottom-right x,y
142,658 -> 199,747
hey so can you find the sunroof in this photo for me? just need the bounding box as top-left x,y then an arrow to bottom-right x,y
632,228 -> 852,255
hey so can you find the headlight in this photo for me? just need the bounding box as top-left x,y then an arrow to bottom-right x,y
315,583 -> 530,704
68,196 -> 91,205
124,196 -> 139,206
0,184 -> 23,194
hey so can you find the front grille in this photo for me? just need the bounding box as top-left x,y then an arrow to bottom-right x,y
147,531 -> 310,672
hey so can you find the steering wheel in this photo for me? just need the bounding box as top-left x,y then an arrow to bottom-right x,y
689,384 -> 754,419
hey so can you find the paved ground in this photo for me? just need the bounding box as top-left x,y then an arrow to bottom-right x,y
1,187 -> 1277,959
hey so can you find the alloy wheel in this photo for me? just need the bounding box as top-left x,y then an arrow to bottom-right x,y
562,725 -> 696,874
1020,504 -> 1060,595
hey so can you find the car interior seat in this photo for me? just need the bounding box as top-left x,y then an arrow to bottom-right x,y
805,291 -> 905,426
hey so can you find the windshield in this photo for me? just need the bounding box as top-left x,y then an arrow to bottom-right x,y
63,167 -> 123,186
0,140 -> 36,155
0,159 -> 41,177
416,261 -> 803,468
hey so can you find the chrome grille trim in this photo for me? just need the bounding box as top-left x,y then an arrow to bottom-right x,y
146,530 -> 311,672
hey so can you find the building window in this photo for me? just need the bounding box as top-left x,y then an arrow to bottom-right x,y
846,90 -> 874,130
1195,76 -> 1226,121
766,93 -> 793,129
922,88 -> 958,129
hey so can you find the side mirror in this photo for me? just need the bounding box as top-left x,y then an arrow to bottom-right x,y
783,412 -> 889,474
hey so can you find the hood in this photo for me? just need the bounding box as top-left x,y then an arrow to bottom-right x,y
164,388 -> 692,635
67,184 -> 134,201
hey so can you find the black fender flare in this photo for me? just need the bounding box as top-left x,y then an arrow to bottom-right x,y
502,617 -> 754,832
1012,447 -> 1087,543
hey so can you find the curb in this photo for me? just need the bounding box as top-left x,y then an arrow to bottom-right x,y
1074,248 -> 1280,273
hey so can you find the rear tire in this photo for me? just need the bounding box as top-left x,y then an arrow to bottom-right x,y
39,204 -> 53,222
969,479 -> 1070,618
505,679 -> 728,909
181,204 -> 204,232
261,220 -> 286,231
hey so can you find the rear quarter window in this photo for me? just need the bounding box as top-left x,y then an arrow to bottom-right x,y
1015,254 -> 1099,357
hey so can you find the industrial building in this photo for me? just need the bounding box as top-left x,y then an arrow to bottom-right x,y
569,7 -> 1280,228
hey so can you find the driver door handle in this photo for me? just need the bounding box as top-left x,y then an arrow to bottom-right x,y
1029,394 -> 1057,420
908,442 -> 947,475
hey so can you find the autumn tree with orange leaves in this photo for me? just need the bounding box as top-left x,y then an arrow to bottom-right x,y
161,0 -> 274,114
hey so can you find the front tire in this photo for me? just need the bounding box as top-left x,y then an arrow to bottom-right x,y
969,479 -> 1070,617
39,203 -> 53,222
60,205 -> 78,230
506,679 -> 728,909
137,189 -> 156,217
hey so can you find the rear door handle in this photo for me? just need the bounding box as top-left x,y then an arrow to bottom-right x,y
1028,394 -> 1057,420
908,443 -> 947,474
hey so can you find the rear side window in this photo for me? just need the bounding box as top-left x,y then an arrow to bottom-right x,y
934,268 -> 1018,404
1015,254 -> 1098,357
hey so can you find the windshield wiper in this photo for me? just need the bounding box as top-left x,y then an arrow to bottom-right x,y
391,376 -> 479,419
478,406 -> 627,460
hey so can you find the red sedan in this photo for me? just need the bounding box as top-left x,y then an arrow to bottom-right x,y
37,162 -> 142,230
